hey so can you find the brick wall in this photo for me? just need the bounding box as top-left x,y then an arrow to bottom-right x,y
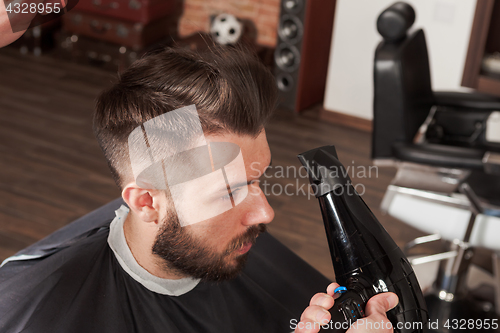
178,0 -> 280,47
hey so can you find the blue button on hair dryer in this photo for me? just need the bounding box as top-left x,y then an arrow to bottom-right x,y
298,146 -> 429,333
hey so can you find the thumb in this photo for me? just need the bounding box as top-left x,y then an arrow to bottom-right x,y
365,292 -> 399,316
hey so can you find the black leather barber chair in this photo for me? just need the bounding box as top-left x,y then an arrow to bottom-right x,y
373,2 -> 500,331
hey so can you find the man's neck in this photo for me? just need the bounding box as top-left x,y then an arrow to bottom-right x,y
123,213 -> 187,280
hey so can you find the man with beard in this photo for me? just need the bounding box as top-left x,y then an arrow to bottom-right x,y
0,46 -> 397,333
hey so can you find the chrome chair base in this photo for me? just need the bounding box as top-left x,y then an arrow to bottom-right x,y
425,292 -> 499,333
379,162 -> 500,328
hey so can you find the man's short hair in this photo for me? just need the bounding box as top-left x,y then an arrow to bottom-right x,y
93,46 -> 277,189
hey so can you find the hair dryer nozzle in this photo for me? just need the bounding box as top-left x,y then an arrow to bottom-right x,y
297,146 -> 351,197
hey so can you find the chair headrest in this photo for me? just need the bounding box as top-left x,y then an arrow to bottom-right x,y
377,2 -> 416,42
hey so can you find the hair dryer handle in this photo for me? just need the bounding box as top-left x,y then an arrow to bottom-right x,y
320,290 -> 368,332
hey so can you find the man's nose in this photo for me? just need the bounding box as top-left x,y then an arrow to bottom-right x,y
241,188 -> 274,226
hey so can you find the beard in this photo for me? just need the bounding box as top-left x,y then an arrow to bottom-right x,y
152,213 -> 267,282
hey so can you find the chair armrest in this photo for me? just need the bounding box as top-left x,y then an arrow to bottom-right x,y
11,197 -> 125,258
392,142 -> 485,169
434,91 -> 500,110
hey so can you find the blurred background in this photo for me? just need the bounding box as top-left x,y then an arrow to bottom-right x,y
1,0 -> 499,287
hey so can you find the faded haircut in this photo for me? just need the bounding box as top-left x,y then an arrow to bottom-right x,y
93,45 -> 277,189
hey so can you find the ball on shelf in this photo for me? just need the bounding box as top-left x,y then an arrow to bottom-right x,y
210,13 -> 243,45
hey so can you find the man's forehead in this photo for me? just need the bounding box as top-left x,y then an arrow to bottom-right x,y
205,131 -> 271,171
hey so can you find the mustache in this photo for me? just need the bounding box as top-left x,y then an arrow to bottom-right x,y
225,223 -> 267,254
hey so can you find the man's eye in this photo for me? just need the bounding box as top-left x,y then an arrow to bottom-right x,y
220,188 -> 241,202
220,193 -> 232,202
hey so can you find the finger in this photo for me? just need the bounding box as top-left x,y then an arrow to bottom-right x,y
365,292 -> 399,317
300,305 -> 331,326
5,0 -> 39,30
326,282 -> 340,296
309,292 -> 335,310
294,318 -> 322,333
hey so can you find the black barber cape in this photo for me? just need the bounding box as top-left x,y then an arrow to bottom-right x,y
0,198 -> 330,333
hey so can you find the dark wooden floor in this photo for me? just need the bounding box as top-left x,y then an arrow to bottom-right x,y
0,47 -> 428,281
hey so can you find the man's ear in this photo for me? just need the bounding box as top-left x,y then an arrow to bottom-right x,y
122,184 -> 160,223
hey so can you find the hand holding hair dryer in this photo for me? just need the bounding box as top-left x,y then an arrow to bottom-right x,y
297,145 -> 428,333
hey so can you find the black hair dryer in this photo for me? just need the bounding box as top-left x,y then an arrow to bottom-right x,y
298,146 -> 428,333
